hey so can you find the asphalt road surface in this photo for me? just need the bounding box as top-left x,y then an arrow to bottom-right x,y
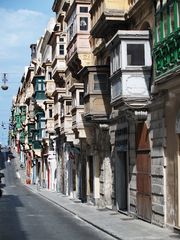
0,150 -> 115,240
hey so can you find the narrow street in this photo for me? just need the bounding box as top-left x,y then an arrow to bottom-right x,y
0,150 -> 115,240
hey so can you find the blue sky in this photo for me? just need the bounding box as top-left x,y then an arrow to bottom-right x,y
0,0 -> 54,145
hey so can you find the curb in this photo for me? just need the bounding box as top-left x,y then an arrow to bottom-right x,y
25,185 -> 122,240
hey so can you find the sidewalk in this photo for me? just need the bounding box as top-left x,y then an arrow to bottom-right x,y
23,184 -> 179,240
14,153 -> 180,240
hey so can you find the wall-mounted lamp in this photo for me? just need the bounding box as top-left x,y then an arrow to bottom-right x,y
1,73 -> 8,90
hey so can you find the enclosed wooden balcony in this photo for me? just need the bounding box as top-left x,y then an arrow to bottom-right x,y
52,0 -> 66,22
65,0 -> 92,77
90,0 -> 128,38
48,30 -> 67,82
107,30 -> 152,107
52,57 -> 66,81
66,36 -> 92,78
32,76 -> 46,101
153,29 -> 180,84
53,88 -> 66,132
79,65 -> 111,123
69,83 -> 86,138
59,95 -> 75,141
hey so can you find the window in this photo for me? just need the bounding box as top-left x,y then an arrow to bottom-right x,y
67,10 -> 77,42
69,24 -> 74,40
61,103 -> 64,117
79,92 -> 84,105
59,44 -> 64,55
169,3 -> 174,32
111,45 -> 121,74
80,17 -> 88,31
36,79 -> 45,91
162,0 -> 167,6
72,92 -> 76,108
49,109 -> 53,118
94,74 -> 108,91
127,44 -> 145,66
163,10 -> 168,37
178,1 -> 180,27
38,82 -> 42,91
66,101 -> 72,115
156,0 -> 161,11
80,6 -> 88,13
41,120 -> 46,129
156,14 -> 161,42
59,37 -> 64,42
84,76 -> 88,95
111,75 -> 121,100
48,71 -> 52,80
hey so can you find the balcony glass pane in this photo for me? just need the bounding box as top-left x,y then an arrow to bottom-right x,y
80,6 -> 88,13
169,3 -> 175,33
178,1 -> 180,27
80,17 -> 88,31
59,44 -> 64,55
79,92 -> 84,105
48,72 -> 52,80
156,14 -> 161,42
163,10 -> 168,37
94,74 -> 108,91
111,45 -> 121,74
41,121 -> 45,129
127,44 -> 145,66
66,101 -> 72,115
84,77 -> 88,95
49,109 -> 53,118
156,0 -> 161,11
111,76 -> 121,100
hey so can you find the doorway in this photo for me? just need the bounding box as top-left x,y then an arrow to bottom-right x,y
87,156 -> 94,198
116,151 -> 128,211
136,122 -> 151,222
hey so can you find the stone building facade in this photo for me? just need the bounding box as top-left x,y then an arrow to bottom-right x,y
9,0 -> 180,230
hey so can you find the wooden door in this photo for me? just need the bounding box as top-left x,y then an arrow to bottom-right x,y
136,122 -> 151,222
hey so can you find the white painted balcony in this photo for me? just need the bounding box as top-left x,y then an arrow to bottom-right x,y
107,30 -> 152,107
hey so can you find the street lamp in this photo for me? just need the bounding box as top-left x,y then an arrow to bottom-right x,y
1,73 -> 8,90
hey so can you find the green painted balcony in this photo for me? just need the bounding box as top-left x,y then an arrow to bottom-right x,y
32,140 -> 42,150
34,91 -> 46,100
20,106 -> 26,123
20,131 -> 25,144
32,76 -> 46,100
153,29 -> 180,80
28,123 -> 35,144
21,114 -> 26,123
15,114 -> 21,129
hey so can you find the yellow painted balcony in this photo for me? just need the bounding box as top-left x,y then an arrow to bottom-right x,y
90,0 -> 129,38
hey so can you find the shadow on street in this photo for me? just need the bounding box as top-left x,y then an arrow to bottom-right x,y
0,194 -> 28,240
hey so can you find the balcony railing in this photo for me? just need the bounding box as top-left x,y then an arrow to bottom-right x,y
153,29 -> 180,80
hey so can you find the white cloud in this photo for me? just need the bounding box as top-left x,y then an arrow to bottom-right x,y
0,8 -> 49,61
0,6 -> 52,145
